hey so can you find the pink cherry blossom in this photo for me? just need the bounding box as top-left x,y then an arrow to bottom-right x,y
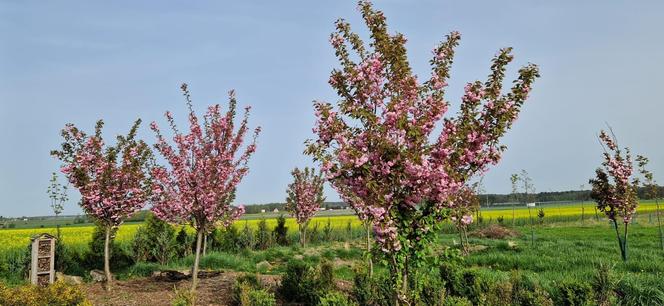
149,83 -> 260,290
305,1 -> 538,302
285,167 -> 325,247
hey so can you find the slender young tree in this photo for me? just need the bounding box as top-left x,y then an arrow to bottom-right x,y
150,84 -> 258,292
510,173 -> 519,226
450,186 -> 478,254
285,167 -> 325,247
51,120 -> 152,291
519,169 -> 535,203
589,129 -> 639,262
47,172 -> 68,219
47,172 -> 68,272
305,1 -> 539,303
636,155 -> 663,251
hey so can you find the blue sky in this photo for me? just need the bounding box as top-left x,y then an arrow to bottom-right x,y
1,1 -> 663,217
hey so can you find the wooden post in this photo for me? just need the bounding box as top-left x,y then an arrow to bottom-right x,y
30,233 -> 56,286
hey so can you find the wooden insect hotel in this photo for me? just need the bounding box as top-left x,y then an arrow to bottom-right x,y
30,233 -> 56,286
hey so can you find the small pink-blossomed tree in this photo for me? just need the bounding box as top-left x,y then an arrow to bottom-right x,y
590,130 -> 640,262
150,84 -> 259,292
305,1 -> 539,303
450,185 -> 479,255
285,167 -> 325,247
51,119 -> 152,291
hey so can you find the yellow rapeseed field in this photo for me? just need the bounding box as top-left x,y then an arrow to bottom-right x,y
0,201 -> 660,252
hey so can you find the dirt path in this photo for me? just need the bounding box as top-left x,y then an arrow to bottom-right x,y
85,272 -> 280,306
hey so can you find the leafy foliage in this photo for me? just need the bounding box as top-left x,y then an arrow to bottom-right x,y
132,213 -> 176,265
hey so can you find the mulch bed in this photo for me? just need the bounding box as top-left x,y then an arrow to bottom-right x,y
85,271 -> 280,306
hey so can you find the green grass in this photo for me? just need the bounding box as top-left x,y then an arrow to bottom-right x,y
1,202 -> 663,293
450,220 -> 664,292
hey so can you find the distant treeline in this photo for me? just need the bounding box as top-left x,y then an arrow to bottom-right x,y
479,185 -> 664,206
242,202 -> 348,214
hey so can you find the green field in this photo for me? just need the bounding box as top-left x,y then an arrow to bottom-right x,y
0,200 -> 661,254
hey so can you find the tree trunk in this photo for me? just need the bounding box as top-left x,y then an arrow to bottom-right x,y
398,257 -> 410,306
623,222 -> 629,261
512,203 -> 515,226
366,223 -> 373,277
391,255 -> 400,306
299,222 -> 308,248
203,234 -> 208,256
656,199 -> 663,251
458,227 -> 466,254
612,220 -> 627,262
104,226 -> 112,291
191,229 -> 204,292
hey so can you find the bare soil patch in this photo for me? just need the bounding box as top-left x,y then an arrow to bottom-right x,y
85,272 -> 280,306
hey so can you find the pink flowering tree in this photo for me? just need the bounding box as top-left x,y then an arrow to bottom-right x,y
150,84 -> 259,291
51,120 -> 152,290
285,167 -> 325,247
589,130 -> 640,262
450,186 -> 479,254
305,1 -> 539,303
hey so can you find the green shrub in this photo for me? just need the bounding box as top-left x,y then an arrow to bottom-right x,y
415,273 -> 445,306
615,278 -> 664,306
351,265 -> 395,306
509,272 -> 553,306
230,273 -> 276,306
255,219 -> 272,250
439,262 -> 462,296
132,213 -> 176,265
239,223 -> 255,250
278,260 -> 333,305
320,260 -> 334,285
215,226 -> 242,253
323,219 -> 333,241
248,289 -> 276,306
171,286 -> 196,306
318,291 -> 358,306
55,244 -> 86,277
128,262 -> 161,278
591,262 -> 616,306
175,227 -> 194,257
83,224 -> 134,271
554,278 -> 593,306
485,279 -> 513,306
232,273 -> 261,305
442,296 -> 472,306
273,215 -> 289,246
438,263 -> 486,305
0,280 -> 91,306
0,247 -> 30,281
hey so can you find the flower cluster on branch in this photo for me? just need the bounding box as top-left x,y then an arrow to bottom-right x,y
590,130 -> 639,224
52,119 -> 152,227
149,84 -> 259,233
285,167 -> 325,225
